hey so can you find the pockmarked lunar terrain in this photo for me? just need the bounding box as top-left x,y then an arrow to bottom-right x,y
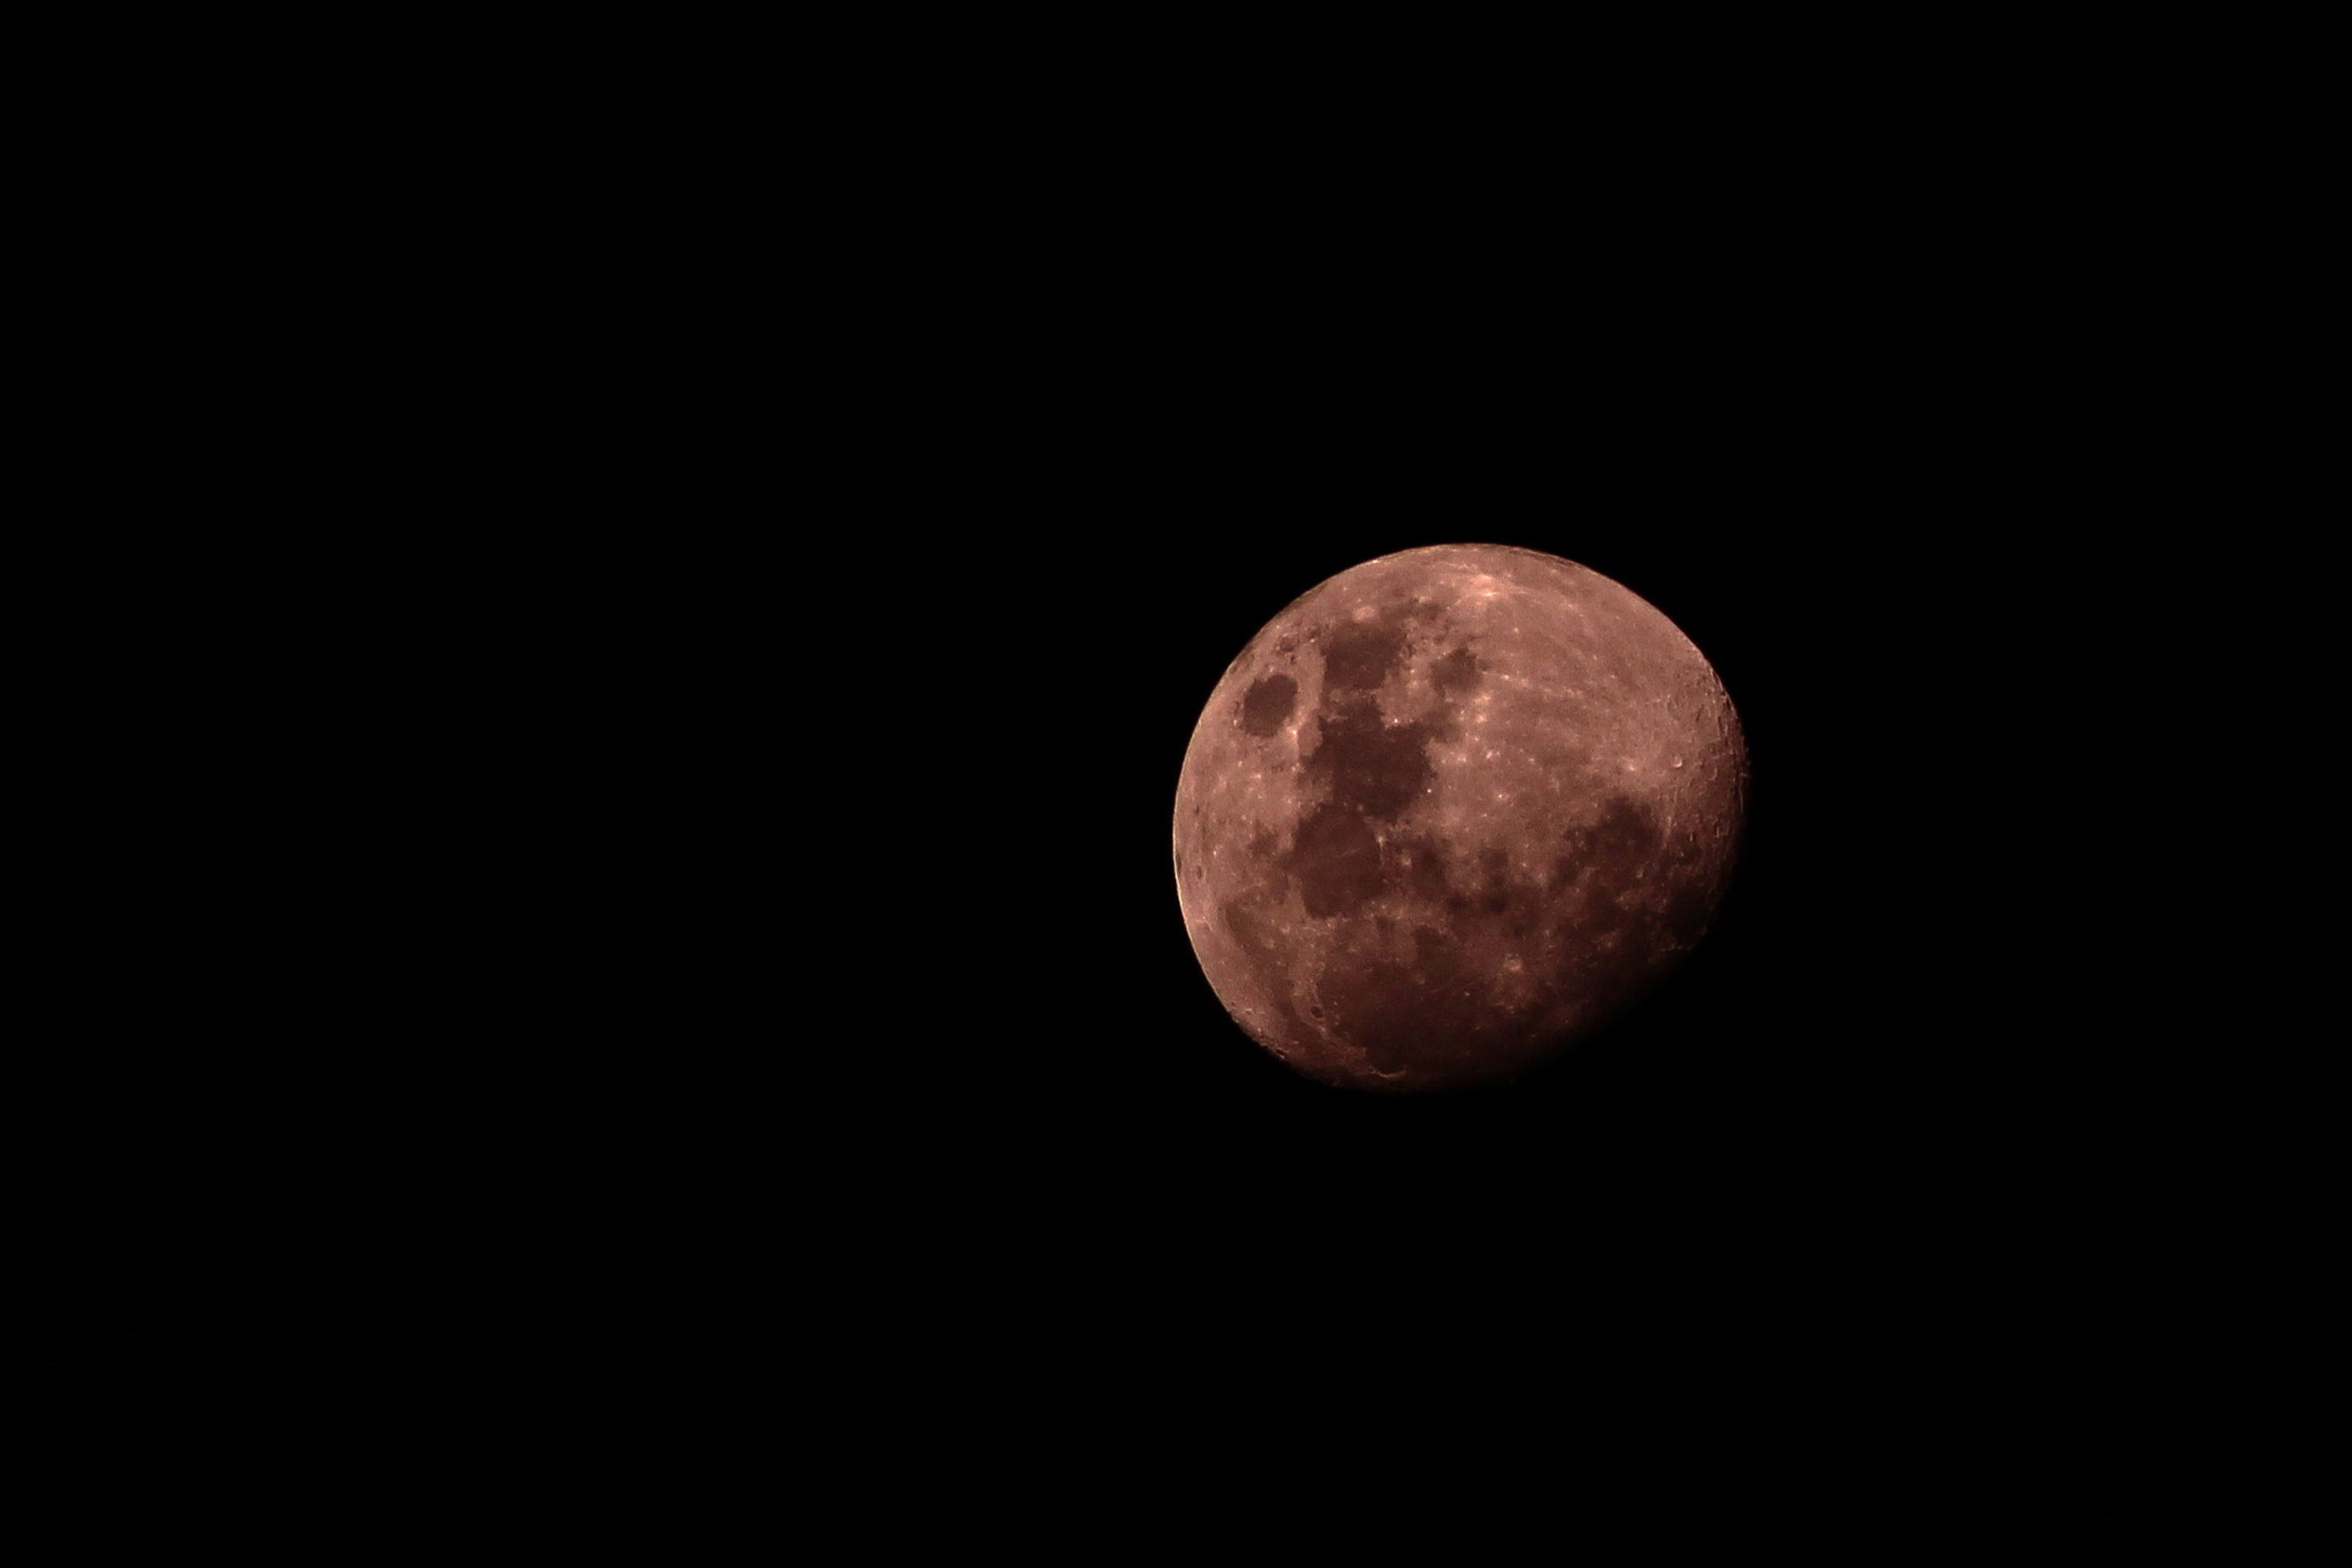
1173,543 -> 1748,1092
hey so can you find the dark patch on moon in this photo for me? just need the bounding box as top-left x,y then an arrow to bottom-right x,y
1519,797 -> 1718,1022
1305,702 -> 1440,820
1312,788 -> 1709,1078
1320,611 -> 1414,691
1239,673 -> 1298,736
1588,795 -> 1664,864
1404,840 -> 1451,902
1320,925 -> 1532,1080
1475,846 -> 1513,915
1661,877 -> 1715,947
1552,795 -> 1664,890
1653,829 -> 1719,946
1218,898 -> 1309,1040
1431,645 -> 1482,695
1414,926 -> 1462,972
1287,804 -> 1385,918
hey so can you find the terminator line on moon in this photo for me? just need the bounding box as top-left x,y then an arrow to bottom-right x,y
1172,543 -> 1748,1092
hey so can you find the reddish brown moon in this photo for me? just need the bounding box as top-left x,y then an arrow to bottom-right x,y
1173,543 -> 1748,1092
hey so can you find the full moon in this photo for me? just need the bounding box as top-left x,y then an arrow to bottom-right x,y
1173,543 -> 1748,1092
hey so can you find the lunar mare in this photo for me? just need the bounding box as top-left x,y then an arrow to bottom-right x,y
1172,543 -> 1747,1092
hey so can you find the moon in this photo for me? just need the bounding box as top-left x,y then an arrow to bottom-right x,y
1172,543 -> 1747,1092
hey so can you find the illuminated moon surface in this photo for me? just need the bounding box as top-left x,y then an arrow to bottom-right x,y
1173,543 -> 1748,1092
